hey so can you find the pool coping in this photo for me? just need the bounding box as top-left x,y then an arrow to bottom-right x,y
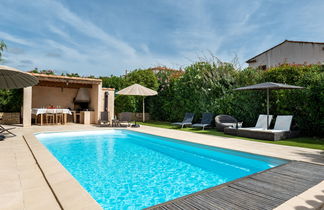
23,132 -> 102,210
136,126 -> 324,165
126,129 -> 292,163
23,127 -> 324,209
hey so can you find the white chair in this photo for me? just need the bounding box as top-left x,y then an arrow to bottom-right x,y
45,109 -> 55,124
55,109 -> 64,125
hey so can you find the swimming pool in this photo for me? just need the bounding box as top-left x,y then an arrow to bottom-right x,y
36,130 -> 287,209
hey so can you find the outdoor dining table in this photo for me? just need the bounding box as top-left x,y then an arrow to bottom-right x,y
32,108 -> 72,125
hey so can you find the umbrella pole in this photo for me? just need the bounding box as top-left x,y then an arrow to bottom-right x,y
267,88 -> 269,129
143,96 -> 145,122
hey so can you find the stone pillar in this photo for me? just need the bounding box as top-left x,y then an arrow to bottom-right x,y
90,83 -> 102,123
107,90 -> 115,122
23,87 -> 32,127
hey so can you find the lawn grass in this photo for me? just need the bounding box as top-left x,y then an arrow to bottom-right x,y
139,121 -> 324,150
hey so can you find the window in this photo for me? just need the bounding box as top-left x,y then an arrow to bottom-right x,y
258,65 -> 267,70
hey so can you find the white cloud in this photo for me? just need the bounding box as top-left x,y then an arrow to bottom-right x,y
41,0 -> 137,57
3,0 -> 324,75
48,25 -> 71,41
0,31 -> 33,46
0,0 -> 263,74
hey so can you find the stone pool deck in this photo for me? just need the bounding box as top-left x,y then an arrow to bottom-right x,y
0,124 -> 323,209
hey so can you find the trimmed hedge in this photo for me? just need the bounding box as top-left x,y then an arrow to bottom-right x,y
149,64 -> 324,137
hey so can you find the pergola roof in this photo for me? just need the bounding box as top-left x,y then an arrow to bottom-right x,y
29,73 -> 102,88
29,73 -> 101,84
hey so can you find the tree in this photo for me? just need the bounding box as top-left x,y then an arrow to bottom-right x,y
100,76 -> 126,91
0,40 -> 7,61
125,69 -> 159,90
29,68 -> 55,75
61,72 -> 80,77
100,69 -> 159,114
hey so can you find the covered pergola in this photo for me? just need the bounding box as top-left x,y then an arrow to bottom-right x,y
22,73 -> 115,127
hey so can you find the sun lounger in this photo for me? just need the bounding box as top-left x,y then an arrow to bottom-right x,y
239,114 -> 273,130
192,113 -> 214,130
172,113 -> 195,128
0,125 -> 16,137
237,115 -> 294,141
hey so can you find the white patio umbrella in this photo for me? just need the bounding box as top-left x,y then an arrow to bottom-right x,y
0,65 -> 38,89
235,82 -> 303,129
116,84 -> 157,122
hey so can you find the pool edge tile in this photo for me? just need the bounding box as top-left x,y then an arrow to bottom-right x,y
23,133 -> 103,210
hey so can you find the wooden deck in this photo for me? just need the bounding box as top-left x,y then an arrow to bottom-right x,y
148,161 -> 324,210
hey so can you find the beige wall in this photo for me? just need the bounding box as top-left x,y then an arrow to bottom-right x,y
248,42 -> 324,68
90,83 -> 102,123
32,86 -> 78,109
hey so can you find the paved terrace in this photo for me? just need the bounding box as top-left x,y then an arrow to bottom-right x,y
0,124 -> 323,209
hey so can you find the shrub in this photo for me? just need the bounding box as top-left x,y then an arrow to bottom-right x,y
0,89 -> 23,112
101,69 -> 159,114
150,64 -> 324,137
261,65 -> 324,135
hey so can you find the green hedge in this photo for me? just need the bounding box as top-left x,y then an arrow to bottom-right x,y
1,63 -> 322,136
101,69 -> 159,113
149,64 -> 324,137
0,89 -> 23,112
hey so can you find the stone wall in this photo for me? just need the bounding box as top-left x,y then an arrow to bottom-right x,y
0,112 -> 21,124
118,112 -> 150,121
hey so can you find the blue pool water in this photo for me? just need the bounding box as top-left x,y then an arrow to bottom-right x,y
36,130 -> 287,209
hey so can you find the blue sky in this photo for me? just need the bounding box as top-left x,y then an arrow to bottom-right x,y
1,0 -> 324,76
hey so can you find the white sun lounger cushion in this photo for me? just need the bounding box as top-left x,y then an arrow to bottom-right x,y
255,114 -> 273,129
273,115 -> 293,131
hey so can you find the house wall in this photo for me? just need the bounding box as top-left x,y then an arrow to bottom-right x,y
31,86 -> 78,109
248,42 -> 324,68
100,89 -> 115,122
90,83 -> 102,123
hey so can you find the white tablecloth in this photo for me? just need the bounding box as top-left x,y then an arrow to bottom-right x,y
32,108 -> 72,115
